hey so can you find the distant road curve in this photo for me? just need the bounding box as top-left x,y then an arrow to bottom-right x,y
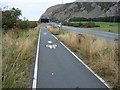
50,22 -> 119,41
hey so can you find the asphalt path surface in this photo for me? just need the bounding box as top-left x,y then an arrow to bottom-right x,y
36,24 -> 110,89
50,22 -> 119,41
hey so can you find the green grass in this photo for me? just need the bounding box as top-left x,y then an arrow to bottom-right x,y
71,21 -> 119,33
2,26 -> 40,88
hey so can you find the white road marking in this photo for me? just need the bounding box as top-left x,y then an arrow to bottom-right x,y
54,45 -> 57,47
48,41 -> 52,44
32,29 -> 41,89
51,33 -> 111,89
53,45 -> 55,49
53,45 -> 56,49
51,73 -> 54,75
46,44 -> 57,49
49,45 -> 52,49
43,32 -> 47,35
52,34 -> 58,40
46,45 -> 49,47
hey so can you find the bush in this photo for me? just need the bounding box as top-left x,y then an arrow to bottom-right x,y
63,22 -> 100,28
95,25 -> 100,27
28,21 -> 38,28
62,22 -> 82,27
62,22 -> 73,26
16,21 -> 38,29
81,22 -> 100,28
72,23 -> 82,27
18,21 -> 29,29
67,23 -> 73,26
2,8 -> 21,29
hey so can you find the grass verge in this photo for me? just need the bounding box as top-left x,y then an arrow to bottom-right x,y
47,25 -> 119,89
2,25 -> 40,88
72,22 -> 119,33
46,25 -> 66,35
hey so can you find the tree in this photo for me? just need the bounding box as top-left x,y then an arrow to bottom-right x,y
2,8 -> 21,29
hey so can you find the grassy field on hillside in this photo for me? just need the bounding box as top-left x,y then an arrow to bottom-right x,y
71,22 -> 119,33
2,26 -> 40,88
46,25 -> 119,89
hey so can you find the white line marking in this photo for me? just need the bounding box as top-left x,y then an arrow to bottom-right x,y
32,29 -> 41,89
51,33 -> 111,89
52,34 -> 58,40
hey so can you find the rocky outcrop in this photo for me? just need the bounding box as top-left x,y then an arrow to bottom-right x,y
41,2 -> 119,21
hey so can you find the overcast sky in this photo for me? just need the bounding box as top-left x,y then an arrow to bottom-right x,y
1,0 -> 119,21
1,0 -> 75,21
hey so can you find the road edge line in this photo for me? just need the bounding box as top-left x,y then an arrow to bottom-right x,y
32,28 -> 41,89
51,33 -> 111,89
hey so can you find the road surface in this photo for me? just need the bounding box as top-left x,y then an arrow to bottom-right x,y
50,22 -> 119,41
34,24 -> 110,89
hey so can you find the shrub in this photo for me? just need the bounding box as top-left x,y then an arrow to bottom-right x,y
62,22 -> 82,27
95,25 -> 100,27
72,23 -> 82,27
62,22 -> 73,26
81,22 -> 100,28
18,21 -> 29,29
28,21 -> 38,28
62,22 -> 67,25
2,8 -> 21,29
68,23 -> 73,26
17,21 -> 38,29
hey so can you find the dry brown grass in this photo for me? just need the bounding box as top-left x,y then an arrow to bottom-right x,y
46,25 -> 60,35
46,25 -> 66,35
59,33 -> 119,88
2,26 -> 40,88
47,25 -> 119,88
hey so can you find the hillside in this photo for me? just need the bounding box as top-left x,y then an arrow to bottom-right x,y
41,2 -> 119,21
